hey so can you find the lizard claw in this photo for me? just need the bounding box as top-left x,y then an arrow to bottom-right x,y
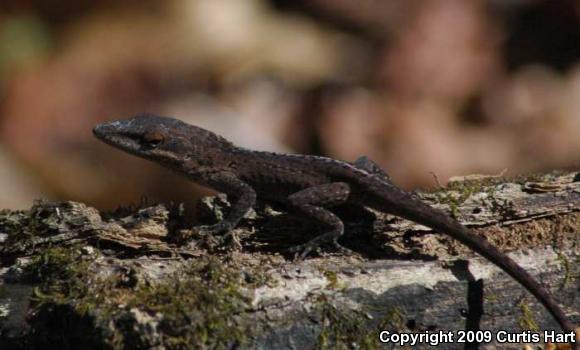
288,239 -> 352,260
175,222 -> 234,249
331,241 -> 355,256
194,222 -> 245,252
288,243 -> 316,261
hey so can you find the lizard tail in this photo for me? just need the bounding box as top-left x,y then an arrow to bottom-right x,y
388,196 -> 576,337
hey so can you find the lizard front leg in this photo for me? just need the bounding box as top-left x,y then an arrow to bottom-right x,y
287,182 -> 351,259
186,171 -> 256,242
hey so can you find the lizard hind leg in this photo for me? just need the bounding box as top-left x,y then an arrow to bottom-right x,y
287,182 -> 352,259
353,156 -> 391,183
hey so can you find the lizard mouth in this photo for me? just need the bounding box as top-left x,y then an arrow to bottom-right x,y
93,122 -> 141,155
93,121 -> 119,140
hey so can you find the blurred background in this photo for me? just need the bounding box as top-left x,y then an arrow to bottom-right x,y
0,0 -> 579,210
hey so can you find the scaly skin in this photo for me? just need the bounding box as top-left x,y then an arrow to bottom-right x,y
93,114 -> 577,343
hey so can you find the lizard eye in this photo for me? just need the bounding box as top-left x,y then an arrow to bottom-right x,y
143,131 -> 165,148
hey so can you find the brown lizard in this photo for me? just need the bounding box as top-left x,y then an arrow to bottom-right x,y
93,114 -> 577,343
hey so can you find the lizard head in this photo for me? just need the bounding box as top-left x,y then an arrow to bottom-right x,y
93,114 -> 233,168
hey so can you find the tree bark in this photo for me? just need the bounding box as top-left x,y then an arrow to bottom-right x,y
1,172 -> 579,349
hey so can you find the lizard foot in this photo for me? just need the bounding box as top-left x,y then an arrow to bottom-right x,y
289,234 -> 353,260
176,222 -> 234,249
331,241 -> 355,257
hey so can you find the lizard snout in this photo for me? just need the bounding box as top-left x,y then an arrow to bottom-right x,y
93,123 -> 111,139
93,121 -> 125,140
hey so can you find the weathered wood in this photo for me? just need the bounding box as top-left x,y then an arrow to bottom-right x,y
0,172 -> 578,349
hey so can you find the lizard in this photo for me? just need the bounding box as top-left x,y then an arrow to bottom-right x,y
93,113 -> 577,340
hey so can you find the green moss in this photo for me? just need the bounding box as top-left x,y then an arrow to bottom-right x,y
24,247 -> 79,277
556,252 -> 579,289
1,201 -> 85,250
3,201 -> 275,349
0,209 -> 31,241
19,246 -> 116,348
312,296 -> 412,350
313,303 -> 409,350
427,176 -> 504,219
126,259 -> 252,349
556,253 -> 571,288
23,246 -> 119,325
426,171 -> 577,219
433,192 -> 462,219
22,246 -> 257,349
512,172 -> 562,185
432,183 -> 482,218
377,307 -> 406,332
29,203 -> 61,235
24,247 -> 91,301
483,294 -> 499,302
314,296 -> 378,350
322,270 -> 339,290
518,301 -> 539,331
